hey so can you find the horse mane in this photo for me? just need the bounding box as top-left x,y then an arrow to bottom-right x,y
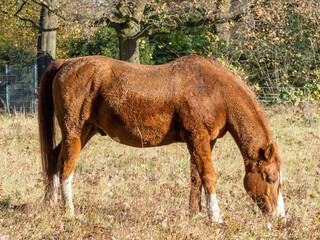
211,59 -> 270,128
207,58 -> 280,165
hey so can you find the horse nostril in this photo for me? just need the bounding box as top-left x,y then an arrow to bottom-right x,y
266,178 -> 276,184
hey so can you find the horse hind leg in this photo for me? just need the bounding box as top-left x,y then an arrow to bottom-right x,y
59,136 -> 81,214
59,124 -> 96,214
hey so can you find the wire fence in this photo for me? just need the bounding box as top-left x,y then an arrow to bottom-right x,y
0,64 -> 313,114
0,64 -> 38,114
256,86 -> 312,104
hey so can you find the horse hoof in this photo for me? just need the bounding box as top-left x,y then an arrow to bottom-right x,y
64,205 -> 74,216
212,217 -> 224,224
208,213 -> 224,224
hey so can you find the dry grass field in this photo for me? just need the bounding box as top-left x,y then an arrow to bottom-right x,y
0,104 -> 319,239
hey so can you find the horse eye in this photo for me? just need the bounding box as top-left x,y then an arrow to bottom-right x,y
266,177 -> 276,184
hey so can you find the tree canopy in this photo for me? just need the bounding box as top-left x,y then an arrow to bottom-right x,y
0,0 -> 39,65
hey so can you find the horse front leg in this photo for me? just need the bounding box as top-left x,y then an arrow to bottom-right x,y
186,132 -> 223,223
189,139 -> 218,216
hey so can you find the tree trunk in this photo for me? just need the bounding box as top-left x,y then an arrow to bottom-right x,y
116,0 -> 147,64
217,0 -> 247,45
117,21 -> 141,64
37,5 -> 57,82
216,0 -> 232,45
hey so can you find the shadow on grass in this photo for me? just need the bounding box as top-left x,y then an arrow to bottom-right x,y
0,195 -> 28,212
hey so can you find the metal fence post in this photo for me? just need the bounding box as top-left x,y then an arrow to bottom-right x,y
34,64 -> 38,113
5,65 -> 9,113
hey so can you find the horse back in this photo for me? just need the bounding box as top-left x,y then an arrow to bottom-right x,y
97,55 -> 227,146
52,55 -> 228,147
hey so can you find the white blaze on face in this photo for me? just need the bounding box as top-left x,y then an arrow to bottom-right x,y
112,137 -> 121,143
206,194 -> 223,223
275,191 -> 285,217
274,170 -> 285,217
61,173 -> 74,214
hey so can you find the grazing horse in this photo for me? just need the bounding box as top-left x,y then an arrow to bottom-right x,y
38,55 -> 285,222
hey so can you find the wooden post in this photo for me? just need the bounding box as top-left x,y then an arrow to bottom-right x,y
5,65 -> 9,113
34,64 -> 38,113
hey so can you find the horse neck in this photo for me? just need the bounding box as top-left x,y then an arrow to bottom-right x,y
226,93 -> 273,160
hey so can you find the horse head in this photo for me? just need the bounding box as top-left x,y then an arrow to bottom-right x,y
244,142 -> 285,217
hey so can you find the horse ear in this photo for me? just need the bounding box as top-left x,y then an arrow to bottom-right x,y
261,143 -> 275,162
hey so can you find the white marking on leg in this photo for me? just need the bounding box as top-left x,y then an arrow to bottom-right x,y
61,173 -> 74,214
52,172 -> 60,205
112,137 -> 121,143
206,194 -> 223,223
274,191 -> 285,217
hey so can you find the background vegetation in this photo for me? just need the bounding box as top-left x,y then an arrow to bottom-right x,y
1,0 -> 319,102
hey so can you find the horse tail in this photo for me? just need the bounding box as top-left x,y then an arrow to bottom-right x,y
38,59 -> 65,184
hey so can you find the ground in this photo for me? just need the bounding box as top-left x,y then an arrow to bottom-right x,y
0,104 -> 319,239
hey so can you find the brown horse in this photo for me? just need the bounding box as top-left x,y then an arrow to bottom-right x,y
38,55 -> 285,222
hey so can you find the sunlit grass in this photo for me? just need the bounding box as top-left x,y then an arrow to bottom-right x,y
0,104 -> 319,239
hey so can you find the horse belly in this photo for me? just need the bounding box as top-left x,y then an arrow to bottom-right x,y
97,110 -> 181,148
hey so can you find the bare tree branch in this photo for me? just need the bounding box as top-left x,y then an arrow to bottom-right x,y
133,7 -> 247,39
94,17 -> 121,30
30,0 -> 66,20
13,0 -> 28,17
1,3 -> 59,31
